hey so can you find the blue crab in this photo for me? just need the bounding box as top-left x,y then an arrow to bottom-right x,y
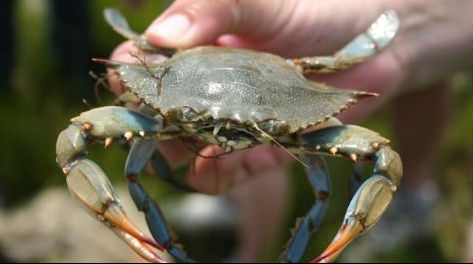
56,8 -> 402,263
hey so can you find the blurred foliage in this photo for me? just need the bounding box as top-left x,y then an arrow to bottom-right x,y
0,0 -> 172,205
0,0 -> 471,262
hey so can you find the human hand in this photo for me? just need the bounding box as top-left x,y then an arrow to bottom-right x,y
107,0 -> 471,260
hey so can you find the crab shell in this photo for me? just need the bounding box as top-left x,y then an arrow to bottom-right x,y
109,46 -> 374,134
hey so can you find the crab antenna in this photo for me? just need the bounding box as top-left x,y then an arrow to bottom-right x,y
253,124 -> 309,168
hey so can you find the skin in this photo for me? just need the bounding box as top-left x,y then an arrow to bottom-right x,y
108,0 -> 472,261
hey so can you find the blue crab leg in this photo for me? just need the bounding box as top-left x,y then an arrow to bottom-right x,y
56,106 -> 168,263
280,154 -> 331,263
290,10 -> 400,74
293,125 -> 402,263
126,138 -> 195,263
103,8 -> 175,56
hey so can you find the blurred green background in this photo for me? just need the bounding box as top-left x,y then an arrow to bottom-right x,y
0,0 -> 471,262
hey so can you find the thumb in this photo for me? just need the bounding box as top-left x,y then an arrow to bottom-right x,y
144,0 -> 389,57
144,0 -> 295,49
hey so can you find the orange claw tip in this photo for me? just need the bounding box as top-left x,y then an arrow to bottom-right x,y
139,244 -> 166,263
129,237 -> 166,263
311,217 -> 364,263
115,229 -> 166,263
103,205 -> 165,251
143,237 -> 166,252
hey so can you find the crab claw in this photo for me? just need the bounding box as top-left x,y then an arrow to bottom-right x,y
311,173 -> 397,263
65,158 -> 165,263
105,207 -> 166,263
311,216 -> 364,263
101,201 -> 165,250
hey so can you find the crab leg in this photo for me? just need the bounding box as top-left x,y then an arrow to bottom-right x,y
126,138 -> 195,263
56,106 -> 167,263
280,154 -> 331,263
291,125 -> 402,263
103,8 -> 175,56
291,10 -> 399,74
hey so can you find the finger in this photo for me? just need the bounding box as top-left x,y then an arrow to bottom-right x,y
186,145 -> 293,194
106,41 -> 138,95
144,0 -> 289,49
229,165 -> 289,261
144,0 -> 388,56
155,139 -> 203,169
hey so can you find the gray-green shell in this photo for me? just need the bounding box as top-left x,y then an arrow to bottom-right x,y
113,46 -> 369,132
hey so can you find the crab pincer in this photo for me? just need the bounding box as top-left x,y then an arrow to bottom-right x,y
297,127 -> 402,263
56,109 -> 167,263
61,158 -> 166,262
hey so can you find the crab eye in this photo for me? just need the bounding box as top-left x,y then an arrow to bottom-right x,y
258,119 -> 289,136
180,106 -> 198,122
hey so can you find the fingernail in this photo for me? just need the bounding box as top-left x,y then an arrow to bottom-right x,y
146,14 -> 191,40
